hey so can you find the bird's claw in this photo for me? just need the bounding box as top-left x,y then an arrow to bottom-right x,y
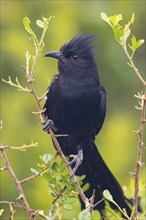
68,147 -> 83,176
43,119 -> 54,132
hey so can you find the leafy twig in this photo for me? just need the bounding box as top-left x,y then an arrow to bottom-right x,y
101,12 -> 146,220
20,153 -> 58,184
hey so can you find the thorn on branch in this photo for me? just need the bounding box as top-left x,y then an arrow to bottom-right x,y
129,172 -> 136,176
135,106 -> 143,111
137,161 -> 144,167
142,119 -> 146,123
133,129 -> 140,134
38,90 -> 49,102
0,166 -> 7,171
127,62 -> 132,67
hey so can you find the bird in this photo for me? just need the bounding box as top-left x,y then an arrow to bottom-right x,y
43,34 -> 132,217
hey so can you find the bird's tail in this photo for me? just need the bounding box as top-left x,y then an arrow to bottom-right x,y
76,143 -> 132,217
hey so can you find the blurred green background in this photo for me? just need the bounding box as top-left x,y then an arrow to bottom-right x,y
1,0 -> 145,219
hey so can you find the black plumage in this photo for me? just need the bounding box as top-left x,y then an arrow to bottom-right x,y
43,34 -> 132,217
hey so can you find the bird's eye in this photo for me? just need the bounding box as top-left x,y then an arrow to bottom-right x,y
72,55 -> 78,59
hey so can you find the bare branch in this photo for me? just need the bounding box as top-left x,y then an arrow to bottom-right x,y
2,77 -> 32,93
132,87 -> 146,220
0,147 -> 35,220
0,143 -> 38,151
0,166 -> 7,171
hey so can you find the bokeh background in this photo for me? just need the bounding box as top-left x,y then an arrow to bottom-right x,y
1,1 -> 145,219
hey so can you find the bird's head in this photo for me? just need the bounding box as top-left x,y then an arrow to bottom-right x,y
45,34 -> 98,77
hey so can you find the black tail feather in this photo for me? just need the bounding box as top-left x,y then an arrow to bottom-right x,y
76,143 -> 132,217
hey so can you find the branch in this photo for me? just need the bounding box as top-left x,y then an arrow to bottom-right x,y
20,153 -> 58,184
131,88 -> 146,220
22,18 -> 90,210
48,129 -> 89,208
2,77 -> 32,93
2,15 -> 90,216
0,146 -> 35,220
121,44 -> 146,220
121,45 -> 146,86
0,143 -> 38,151
101,13 -> 146,219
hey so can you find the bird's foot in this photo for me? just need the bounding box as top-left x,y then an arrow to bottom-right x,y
43,119 -> 54,132
68,146 -> 83,176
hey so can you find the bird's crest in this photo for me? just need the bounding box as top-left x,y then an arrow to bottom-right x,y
60,34 -> 97,59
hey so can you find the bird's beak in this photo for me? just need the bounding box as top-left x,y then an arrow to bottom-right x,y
44,51 -> 65,63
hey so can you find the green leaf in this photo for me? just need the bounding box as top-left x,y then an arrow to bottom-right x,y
103,190 -> 114,203
49,177 -> 57,185
105,205 -> 122,219
49,190 -> 57,198
113,25 -> 124,41
82,183 -> 90,192
36,19 -> 45,29
42,154 -> 53,164
109,14 -> 123,26
37,163 -> 47,170
56,175 -> 62,182
30,168 -> 39,175
79,210 -> 91,220
130,36 -> 144,53
79,175 -> 86,181
101,13 -> 123,28
66,196 -> 77,204
51,162 -> 59,172
23,17 -> 36,38
60,160 -> 66,172
63,204 -> 73,210
103,190 -> 122,212
91,211 -> 101,220
130,12 -> 135,24
100,12 -> 111,26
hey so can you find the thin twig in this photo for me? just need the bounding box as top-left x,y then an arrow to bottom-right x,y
0,147 -> 35,220
131,87 -> 146,220
0,143 -> 38,151
121,44 -> 146,86
0,166 -> 7,171
49,129 -> 89,208
20,153 -> 58,184
0,201 -> 25,209
120,45 -> 146,220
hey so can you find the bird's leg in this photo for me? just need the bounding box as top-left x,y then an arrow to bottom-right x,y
68,146 -> 83,175
43,119 -> 54,132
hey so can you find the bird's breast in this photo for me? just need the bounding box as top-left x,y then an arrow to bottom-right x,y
54,78 -> 100,134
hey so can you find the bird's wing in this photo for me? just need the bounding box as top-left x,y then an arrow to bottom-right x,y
43,75 -> 58,118
95,84 -> 106,135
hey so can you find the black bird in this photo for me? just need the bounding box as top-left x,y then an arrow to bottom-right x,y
43,34 -> 132,217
